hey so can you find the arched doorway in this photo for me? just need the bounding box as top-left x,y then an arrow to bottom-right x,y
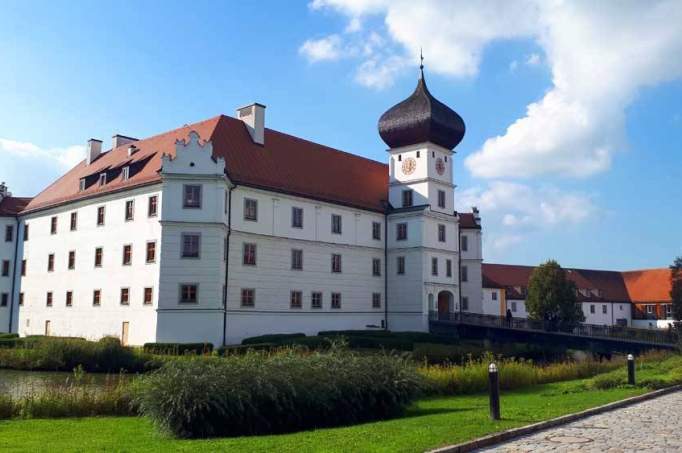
437,291 -> 453,320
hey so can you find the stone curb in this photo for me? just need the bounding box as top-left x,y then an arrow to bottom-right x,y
427,384 -> 682,453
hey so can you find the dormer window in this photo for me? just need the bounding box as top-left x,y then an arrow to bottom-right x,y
122,166 -> 130,181
79,179 -> 86,191
99,173 -> 107,186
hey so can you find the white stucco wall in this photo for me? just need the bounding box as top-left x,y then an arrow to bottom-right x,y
0,216 -> 19,332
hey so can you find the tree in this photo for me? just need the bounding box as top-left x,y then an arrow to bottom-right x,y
526,260 -> 585,331
671,256 -> 682,321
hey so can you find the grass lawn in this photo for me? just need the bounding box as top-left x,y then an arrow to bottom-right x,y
0,380 -> 647,453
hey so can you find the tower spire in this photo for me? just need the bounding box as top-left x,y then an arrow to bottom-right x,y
419,47 -> 424,79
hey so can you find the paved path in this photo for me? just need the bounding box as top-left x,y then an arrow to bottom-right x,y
477,390 -> 682,452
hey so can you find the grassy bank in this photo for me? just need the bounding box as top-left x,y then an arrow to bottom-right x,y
0,380 -> 649,453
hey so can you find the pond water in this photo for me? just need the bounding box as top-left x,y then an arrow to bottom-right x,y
0,369 -> 130,399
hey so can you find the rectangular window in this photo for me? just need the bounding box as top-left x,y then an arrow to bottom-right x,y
431,257 -> 438,276
181,233 -> 200,258
461,265 -> 468,282
92,290 -> 101,306
5,225 -> 13,242
50,216 -> 57,234
292,207 -> 303,228
511,301 -> 517,312
240,288 -> 255,307
311,292 -> 322,309
462,297 -> 469,311
65,291 -> 73,307
94,247 -> 103,267
290,290 -> 303,309
97,206 -> 105,226
590,304 -> 596,314
21,259 -> 26,276
46,292 -> 53,307
602,304 -> 607,314
372,258 -> 381,276
372,222 -> 381,240
146,241 -> 156,263
122,166 -> 130,181
70,212 -> 77,231
438,190 -> 446,208
331,254 -> 342,273
183,185 -> 202,209
122,245 -> 132,265
125,200 -> 134,221
148,195 -> 158,217
396,223 -> 408,241
243,198 -> 258,221
144,287 -> 153,305
438,224 -> 446,242
120,288 -> 130,305
79,178 -> 86,191
492,291 -> 498,301
331,292 -> 341,309
291,249 -> 303,270
0,293 -> 7,307
46,254 -> 54,272
99,173 -> 107,186
372,293 -> 381,309
1,260 -> 9,277
18,292 -> 23,306
402,189 -> 413,207
331,214 -> 342,234
68,251 -> 76,270
446,259 -> 452,277
23,224 -> 28,241
224,191 -> 228,214
461,235 -> 469,252
180,284 -> 198,304
243,243 -> 257,266
666,304 -> 673,317
397,256 -> 405,275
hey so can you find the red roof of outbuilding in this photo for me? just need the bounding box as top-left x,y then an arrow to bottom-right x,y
622,268 -> 672,303
0,197 -> 32,216
24,115 -> 389,213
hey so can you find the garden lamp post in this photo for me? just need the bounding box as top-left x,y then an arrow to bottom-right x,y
489,362 -> 500,420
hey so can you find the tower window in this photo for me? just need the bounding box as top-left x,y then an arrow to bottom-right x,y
402,190 -> 413,207
438,224 -> 446,242
431,257 -> 438,276
461,265 -> 468,282
397,256 -> 405,275
396,223 -> 408,241
461,235 -> 469,251
416,151 -> 420,158
398,154 -> 402,162
438,190 -> 446,208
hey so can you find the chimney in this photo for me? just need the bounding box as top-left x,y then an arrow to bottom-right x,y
112,134 -> 138,150
86,139 -> 103,166
0,182 -> 9,202
236,103 -> 266,145
127,145 -> 138,157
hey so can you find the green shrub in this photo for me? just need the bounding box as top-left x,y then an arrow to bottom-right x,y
216,343 -> 277,355
143,342 -> 213,356
241,333 -> 305,345
134,349 -> 424,438
0,333 -> 19,340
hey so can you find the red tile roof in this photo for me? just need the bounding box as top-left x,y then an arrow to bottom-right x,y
458,212 -> 481,229
483,263 -> 672,303
0,196 -> 32,216
24,115 -> 389,214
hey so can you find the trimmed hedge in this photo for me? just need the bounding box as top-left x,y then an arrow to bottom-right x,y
241,333 -> 305,345
134,349 -> 423,438
216,343 -> 278,355
143,343 -> 213,356
0,333 -> 18,340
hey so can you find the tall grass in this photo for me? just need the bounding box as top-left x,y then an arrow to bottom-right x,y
589,353 -> 682,390
133,347 -> 424,438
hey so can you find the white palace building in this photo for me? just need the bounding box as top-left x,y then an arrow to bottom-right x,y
0,71 -> 485,345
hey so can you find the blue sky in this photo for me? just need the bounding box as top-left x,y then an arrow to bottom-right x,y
1,0 -> 680,270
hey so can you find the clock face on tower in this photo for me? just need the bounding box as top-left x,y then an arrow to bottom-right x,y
401,157 -> 417,175
435,157 -> 445,175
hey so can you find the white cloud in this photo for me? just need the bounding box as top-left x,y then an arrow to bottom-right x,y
303,0 -> 682,178
299,35 -> 344,62
0,138 -> 83,169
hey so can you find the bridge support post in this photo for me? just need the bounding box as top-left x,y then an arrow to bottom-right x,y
489,363 -> 500,420
627,354 -> 636,385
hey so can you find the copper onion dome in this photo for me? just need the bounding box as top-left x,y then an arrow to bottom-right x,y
378,69 -> 465,150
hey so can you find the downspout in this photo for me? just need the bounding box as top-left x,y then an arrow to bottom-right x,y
222,184 -> 235,346
457,222 -> 462,318
383,209 -> 388,331
8,217 -> 20,333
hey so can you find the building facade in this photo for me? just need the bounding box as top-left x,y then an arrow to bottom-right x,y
2,72 -> 484,345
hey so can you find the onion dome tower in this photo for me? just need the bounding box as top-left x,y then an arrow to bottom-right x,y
378,62 -> 465,150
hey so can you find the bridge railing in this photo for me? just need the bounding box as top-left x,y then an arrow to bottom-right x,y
429,311 -> 677,345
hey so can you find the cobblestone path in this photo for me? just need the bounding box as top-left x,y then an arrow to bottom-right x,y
477,390 -> 682,452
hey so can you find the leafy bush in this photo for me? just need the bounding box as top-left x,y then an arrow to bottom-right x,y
134,348 -> 424,438
0,336 -> 154,372
143,342 -> 213,356
0,333 -> 18,340
216,343 -> 277,355
241,333 -> 305,345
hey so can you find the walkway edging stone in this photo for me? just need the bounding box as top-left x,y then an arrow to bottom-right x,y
427,384 -> 682,453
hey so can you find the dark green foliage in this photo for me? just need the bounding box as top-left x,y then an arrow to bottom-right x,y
134,349 -> 424,438
241,333 -> 305,345
0,336 -> 153,372
671,256 -> 682,321
0,333 -> 19,340
526,260 -> 585,331
216,343 -> 278,355
142,343 -> 213,356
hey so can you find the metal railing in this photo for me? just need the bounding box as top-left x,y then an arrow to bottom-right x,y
429,311 -> 677,346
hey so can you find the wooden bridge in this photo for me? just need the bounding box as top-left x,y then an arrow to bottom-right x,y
429,312 -> 678,354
